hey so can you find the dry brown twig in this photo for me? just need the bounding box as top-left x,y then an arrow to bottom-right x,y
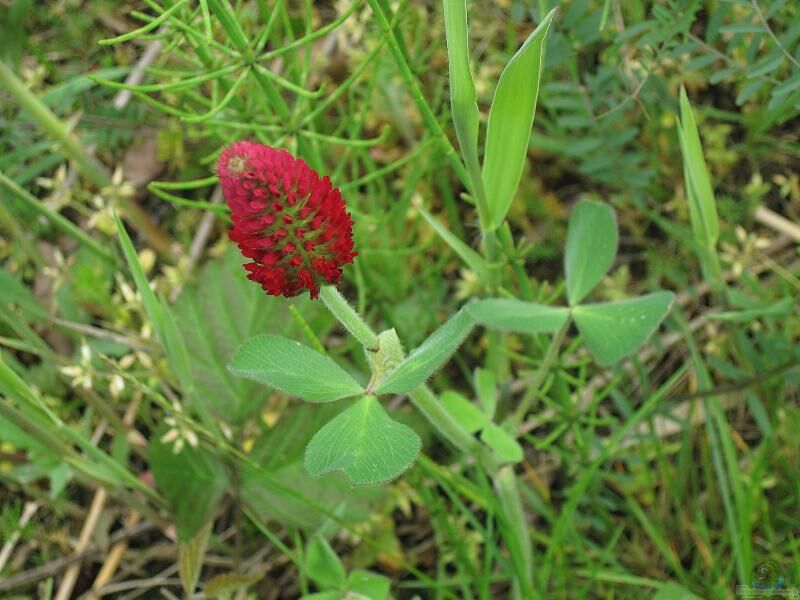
53,398 -> 141,600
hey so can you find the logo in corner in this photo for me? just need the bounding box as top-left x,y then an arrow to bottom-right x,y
753,560 -> 784,590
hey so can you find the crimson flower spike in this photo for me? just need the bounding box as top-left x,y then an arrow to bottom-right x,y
217,141 -> 357,299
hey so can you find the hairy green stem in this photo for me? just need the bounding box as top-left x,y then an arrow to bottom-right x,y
318,286 -> 498,470
409,386 -> 498,471
510,316 -> 571,430
319,286 -> 379,350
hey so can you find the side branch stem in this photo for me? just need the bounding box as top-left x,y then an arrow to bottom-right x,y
511,316 -> 571,430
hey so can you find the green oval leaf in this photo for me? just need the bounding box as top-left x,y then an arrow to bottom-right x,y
474,368 -> 497,419
480,422 -> 523,463
204,572 -> 262,597
306,536 -> 346,591
565,200 -> 618,305
305,396 -> 421,486
483,9 -> 556,230
573,292 -> 676,366
348,570 -> 391,600
228,335 -> 363,403
441,391 -> 487,433
468,299 -> 569,333
375,309 -> 475,395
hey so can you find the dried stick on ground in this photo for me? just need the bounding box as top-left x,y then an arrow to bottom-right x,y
85,398 -> 144,600
0,502 -> 38,575
52,489 -> 108,600
54,399 -> 141,600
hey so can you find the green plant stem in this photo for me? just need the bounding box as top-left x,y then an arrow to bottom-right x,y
365,0 -> 470,190
0,171 -> 117,265
495,465 -> 536,600
0,61 -> 175,261
0,62 -> 108,188
318,286 -> 499,470
409,385 -> 498,471
510,316 -> 571,430
0,393 -> 73,458
701,243 -> 726,303
497,225 -> 534,300
319,286 -> 379,350
0,191 -> 45,266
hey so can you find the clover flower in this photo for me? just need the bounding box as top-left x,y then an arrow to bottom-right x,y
217,141 -> 357,299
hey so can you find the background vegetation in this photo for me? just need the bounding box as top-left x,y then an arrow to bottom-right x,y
0,0 -> 798,598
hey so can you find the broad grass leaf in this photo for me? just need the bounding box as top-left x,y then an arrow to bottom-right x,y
443,0 -> 481,186
305,396 -> 421,486
228,334 -> 363,403
239,403 -> 384,529
204,573 -> 262,597
564,200 -> 618,305
474,368 -> 497,419
573,292 -> 675,366
179,521 -> 212,597
375,308 -> 475,395
160,300 -> 194,397
149,430 -> 229,541
483,9 -> 556,229
114,213 -> 164,343
117,215 -> 202,414
0,407 -> 68,496
0,266 -> 48,321
468,299 -> 568,333
706,297 -> 795,322
653,582 -> 702,600
64,457 -> 125,489
677,87 -> 719,246
174,251 -> 323,423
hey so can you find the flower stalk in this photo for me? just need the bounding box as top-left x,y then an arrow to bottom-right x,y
316,285 -> 497,467
319,285 -> 379,351
510,316 -> 571,430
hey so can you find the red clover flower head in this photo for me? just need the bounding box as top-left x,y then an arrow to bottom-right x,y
217,141 -> 357,299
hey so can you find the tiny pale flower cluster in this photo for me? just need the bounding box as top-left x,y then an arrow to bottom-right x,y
720,225 -> 771,278
160,402 -> 199,454
59,342 -> 94,390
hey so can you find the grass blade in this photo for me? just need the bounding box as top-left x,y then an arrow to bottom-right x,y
677,86 -> 719,247
483,9 -> 556,230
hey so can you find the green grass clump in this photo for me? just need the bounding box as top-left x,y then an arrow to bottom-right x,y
0,1 -> 798,599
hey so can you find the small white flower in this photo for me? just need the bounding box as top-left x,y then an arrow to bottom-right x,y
110,375 -> 125,399
160,428 -> 180,444
184,430 -> 199,448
